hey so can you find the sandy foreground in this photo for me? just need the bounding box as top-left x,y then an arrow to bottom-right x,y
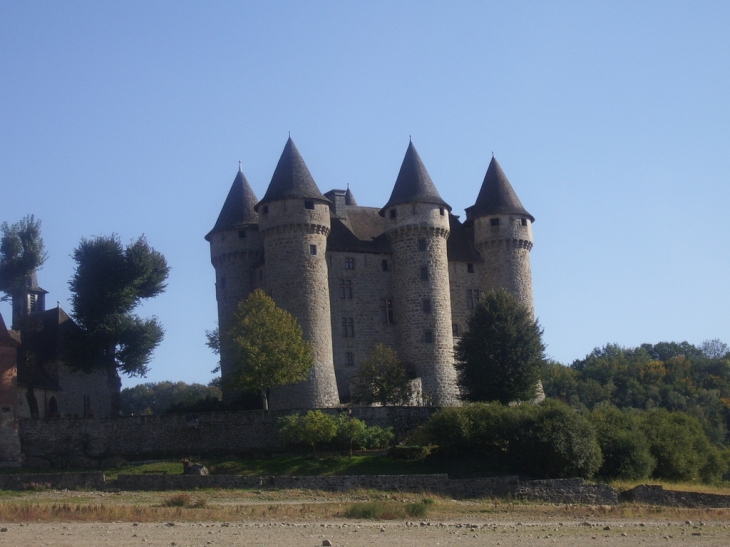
1,519 -> 730,547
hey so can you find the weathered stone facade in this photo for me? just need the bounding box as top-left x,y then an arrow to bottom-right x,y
207,139 -> 535,408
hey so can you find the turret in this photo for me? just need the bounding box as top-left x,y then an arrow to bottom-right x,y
205,163 -> 262,398
466,156 -> 535,314
11,272 -> 47,330
254,138 -> 340,409
380,141 -> 459,406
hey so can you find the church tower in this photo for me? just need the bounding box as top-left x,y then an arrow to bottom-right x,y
381,142 -> 459,406
466,157 -> 535,314
254,138 -> 340,409
11,272 -> 47,330
205,164 -> 261,397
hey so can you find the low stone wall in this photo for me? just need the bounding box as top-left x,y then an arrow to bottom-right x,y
19,407 -> 436,461
0,472 -> 105,490
515,478 -> 618,505
622,484 -> 730,508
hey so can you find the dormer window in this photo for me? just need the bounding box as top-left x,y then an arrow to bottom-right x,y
490,218 -> 500,227
439,207 -> 445,216
521,218 -> 528,226
262,205 -> 269,214
304,201 -> 314,210
389,209 -> 397,219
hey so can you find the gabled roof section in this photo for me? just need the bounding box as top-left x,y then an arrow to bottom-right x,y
467,156 -> 534,222
205,165 -> 259,241
255,137 -> 329,211
0,312 -> 19,347
380,141 -> 451,215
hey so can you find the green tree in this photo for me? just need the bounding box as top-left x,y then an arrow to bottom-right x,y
0,215 -> 47,319
121,381 -> 222,415
222,289 -> 314,410
335,413 -> 368,457
68,234 -> 169,415
455,288 -> 546,404
278,410 -> 338,454
351,344 -> 413,406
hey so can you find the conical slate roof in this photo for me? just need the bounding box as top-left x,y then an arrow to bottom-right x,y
205,165 -> 259,241
344,186 -> 357,206
380,141 -> 451,215
254,137 -> 328,211
468,156 -> 534,222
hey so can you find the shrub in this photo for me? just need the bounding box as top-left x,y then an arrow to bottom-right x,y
389,445 -> 433,461
277,410 -> 338,454
161,493 -> 207,508
358,425 -> 395,449
589,406 -> 655,480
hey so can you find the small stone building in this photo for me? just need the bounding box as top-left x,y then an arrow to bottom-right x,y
207,138 -> 535,409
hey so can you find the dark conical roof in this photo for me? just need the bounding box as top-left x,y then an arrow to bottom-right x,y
255,137 -> 328,211
468,156 -> 534,222
344,186 -> 357,206
380,141 -> 451,215
205,165 -> 259,241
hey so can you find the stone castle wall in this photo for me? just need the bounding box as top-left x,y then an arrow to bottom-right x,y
259,199 -> 340,409
328,250 -> 396,400
18,407 -> 436,461
474,215 -> 534,314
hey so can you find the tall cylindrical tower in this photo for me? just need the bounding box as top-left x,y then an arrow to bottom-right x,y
205,165 -> 262,398
466,156 -> 535,314
255,138 -> 340,409
381,142 -> 459,406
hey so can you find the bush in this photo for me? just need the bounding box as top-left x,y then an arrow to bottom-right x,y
358,425 -> 395,449
161,493 -> 207,508
277,410 -> 338,454
640,409 -> 727,482
589,406 -> 655,480
389,445 -> 433,461
415,400 -> 602,479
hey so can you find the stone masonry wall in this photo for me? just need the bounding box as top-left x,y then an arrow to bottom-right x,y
18,407 -> 435,461
622,485 -> 730,508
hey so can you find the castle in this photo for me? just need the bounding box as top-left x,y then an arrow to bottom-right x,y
206,138 -> 534,409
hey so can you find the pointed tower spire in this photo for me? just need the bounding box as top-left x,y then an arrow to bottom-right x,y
468,156 -> 533,221
344,184 -> 357,206
205,165 -> 259,241
255,137 -> 328,210
380,141 -> 450,215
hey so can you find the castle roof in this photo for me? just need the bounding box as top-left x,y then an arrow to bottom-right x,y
467,156 -> 534,222
205,165 -> 259,241
380,141 -> 451,215
255,137 -> 329,211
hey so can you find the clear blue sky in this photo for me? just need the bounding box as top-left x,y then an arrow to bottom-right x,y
2,1 -> 729,388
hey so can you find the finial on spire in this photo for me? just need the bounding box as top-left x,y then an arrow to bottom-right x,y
409,135 -> 412,142
492,151 -> 494,158
347,183 -> 350,189
57,301 -> 60,309
238,160 -> 242,172
288,130 -> 291,138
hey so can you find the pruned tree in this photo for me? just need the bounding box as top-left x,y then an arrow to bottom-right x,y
0,215 -> 48,416
0,215 -> 47,319
351,343 -> 413,406
222,289 -> 314,410
455,288 -> 546,404
68,234 -> 169,415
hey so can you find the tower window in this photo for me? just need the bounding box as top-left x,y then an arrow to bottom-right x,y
338,279 -> 353,299
310,244 -> 317,255
490,218 -> 500,226
418,238 -> 427,251
345,352 -> 354,366
452,324 -> 460,337
238,230 -> 246,238
422,299 -> 432,313
219,276 -> 226,289
262,205 -> 269,214
439,207 -> 445,216
467,263 -> 474,273
381,259 -> 389,272
345,257 -> 355,270
521,218 -> 528,226
420,266 -> 429,281
341,317 -> 355,338
304,200 -> 314,210
467,289 -> 481,309
424,330 -> 434,344
380,298 -> 394,324
389,209 -> 397,219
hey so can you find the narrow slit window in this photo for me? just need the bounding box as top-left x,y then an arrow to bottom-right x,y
422,299 -> 432,313
310,244 -> 317,255
424,330 -> 434,344
418,238 -> 427,251
381,259 -> 389,272
420,266 -> 429,281
467,263 -> 474,273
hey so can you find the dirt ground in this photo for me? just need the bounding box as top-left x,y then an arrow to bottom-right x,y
1,518 -> 730,547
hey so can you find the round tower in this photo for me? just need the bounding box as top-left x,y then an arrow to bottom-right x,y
466,156 -> 535,314
205,164 -> 262,397
381,141 -> 459,406
254,138 -> 340,410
